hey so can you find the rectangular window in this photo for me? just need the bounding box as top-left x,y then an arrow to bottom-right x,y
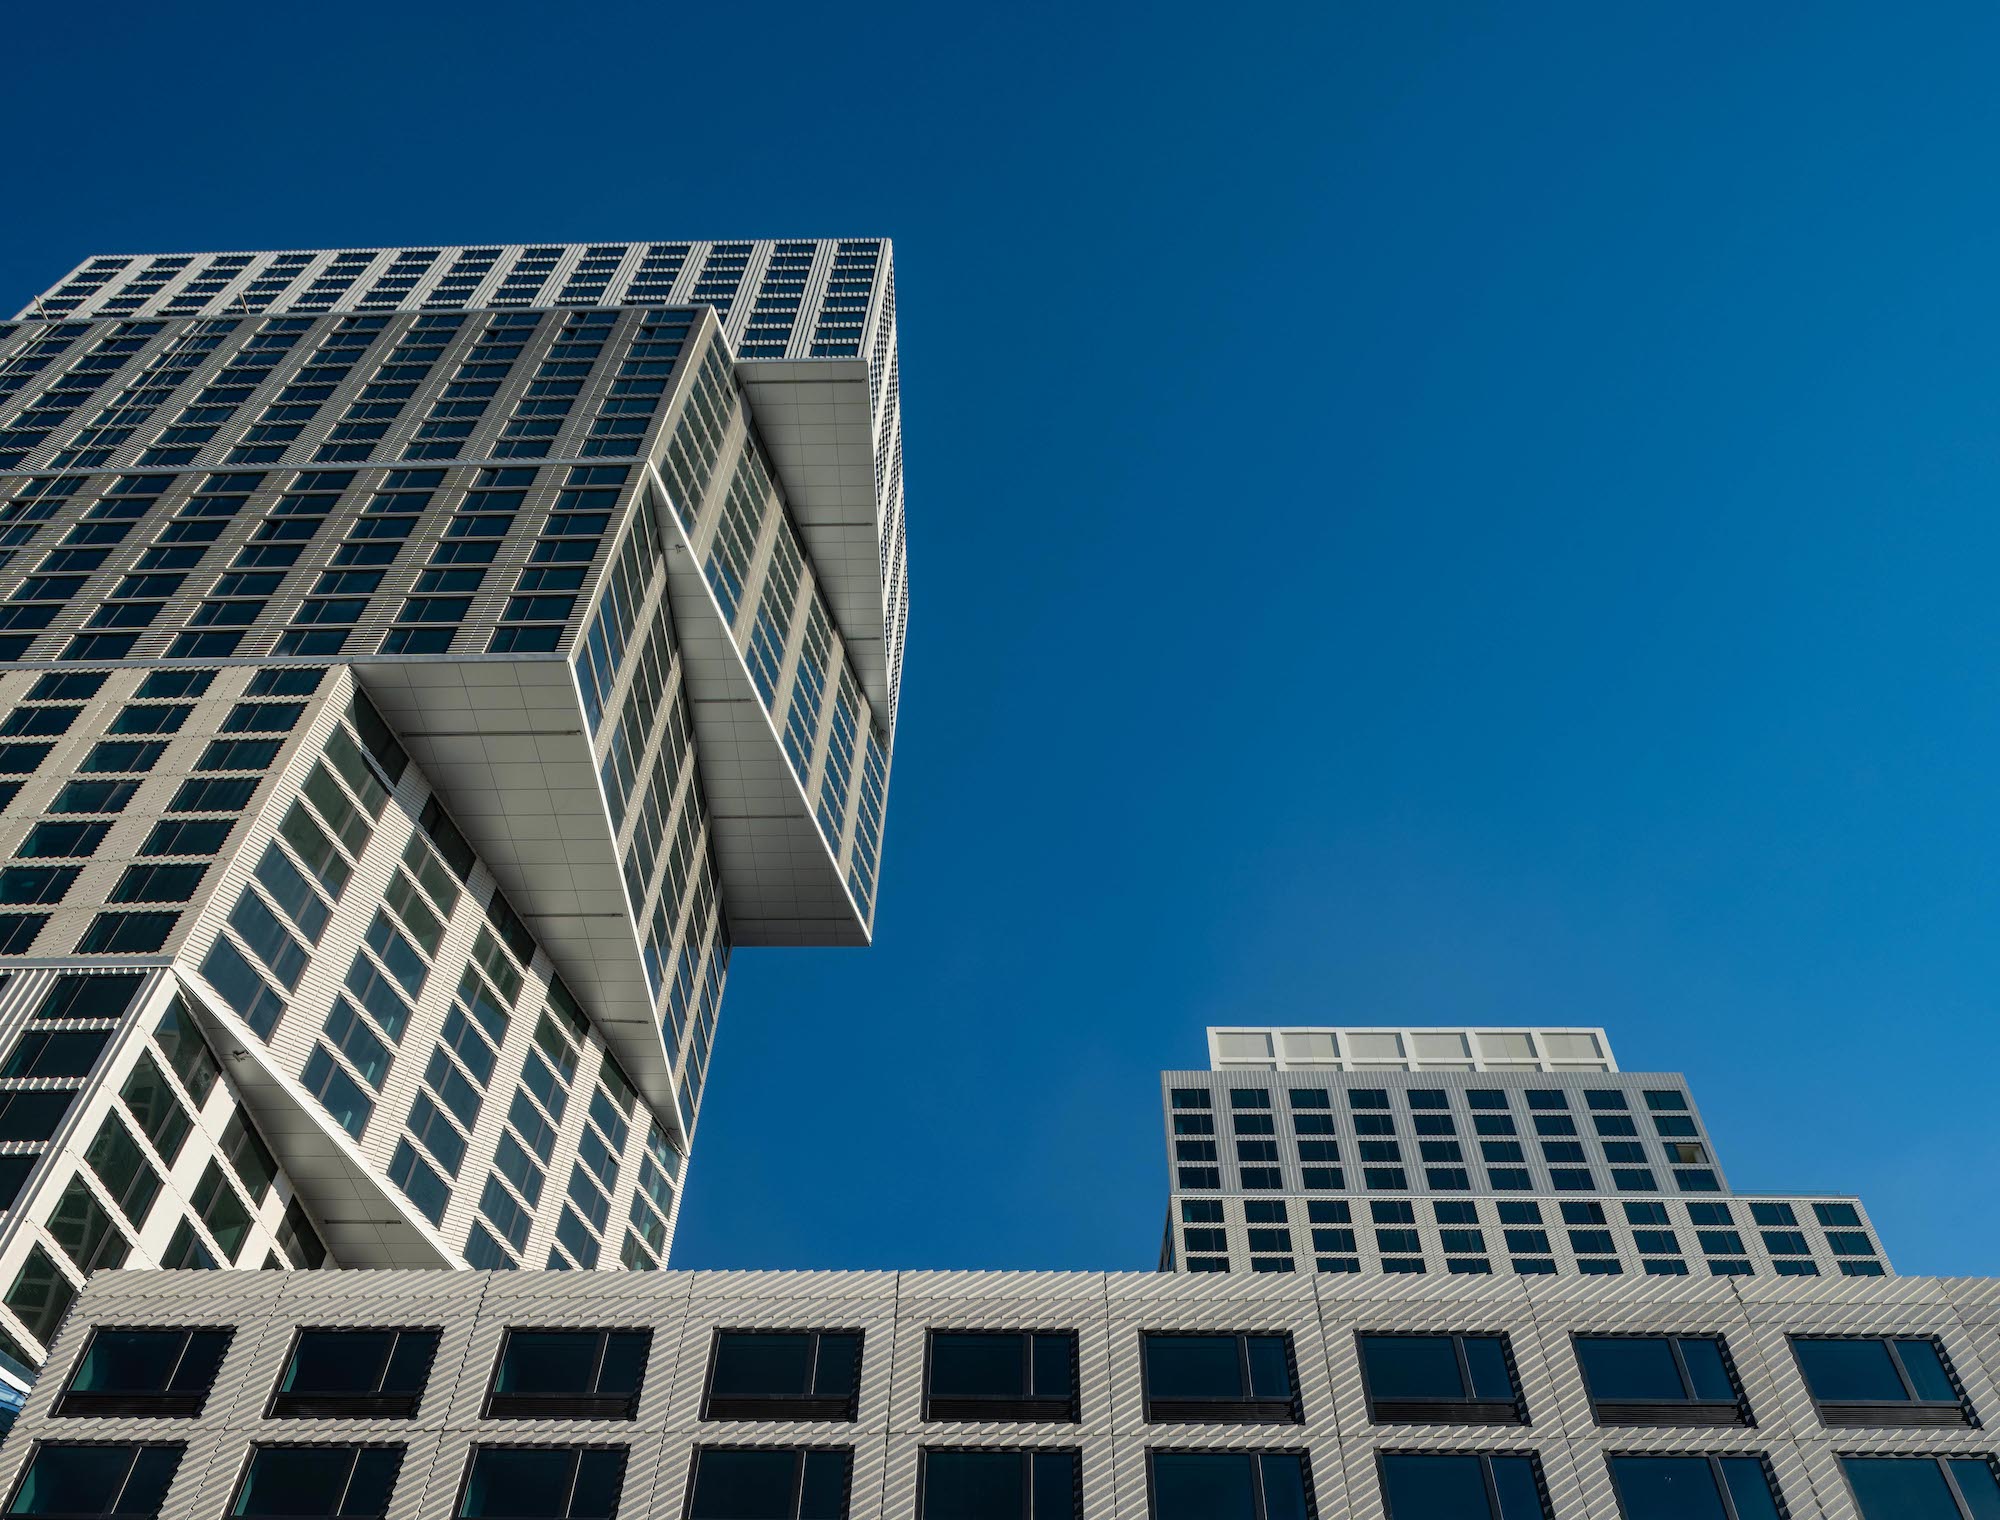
1358,1334 -> 1522,1424
920,1450 -> 1077,1520
231,1447 -> 402,1520
1574,1335 -> 1743,1425
1141,1333 -> 1297,1424
6,1444 -> 183,1519
1607,1455 -> 1783,1520
1841,1457 -> 2000,1520
485,1330 -> 650,1419
703,1331 -> 862,1421
457,1448 -> 624,1520
924,1330 -> 1077,1422
268,1329 -> 440,1417
58,1328 -> 231,1417
1790,1336 -> 1968,1426
1377,1453 -> 1546,1520
1147,1451 -> 1313,1520
686,1448 -> 849,1520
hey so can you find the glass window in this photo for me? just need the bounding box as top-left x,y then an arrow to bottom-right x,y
1791,1337 -> 1967,1425
1141,1334 -> 1295,1423
920,1450 -> 1077,1520
486,1330 -> 649,1419
269,1329 -> 440,1417
59,1329 -> 230,1416
1574,1336 -> 1741,1422
1148,1451 -> 1312,1520
1379,1454 -> 1546,1520
457,1448 -> 624,1520
231,1447 -> 402,1520
7,1444 -> 182,1519
1608,1456 -> 1782,1520
1844,1458 -> 2000,1520
704,1331 -> 862,1421
925,1331 -> 1076,1421
1358,1334 -> 1520,1423
686,1448 -> 849,1520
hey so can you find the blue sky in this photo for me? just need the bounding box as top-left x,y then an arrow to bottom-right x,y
9,2 -> 2000,1275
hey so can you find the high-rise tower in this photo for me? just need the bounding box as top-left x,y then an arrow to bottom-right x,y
1161,1025 -> 1887,1278
0,241 -> 905,1367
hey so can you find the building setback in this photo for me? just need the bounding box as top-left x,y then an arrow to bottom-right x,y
0,242 -> 905,1376
5,1264 -> 1999,1519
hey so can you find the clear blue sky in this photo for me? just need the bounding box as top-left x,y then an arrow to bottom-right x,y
9,2 -> 2000,1275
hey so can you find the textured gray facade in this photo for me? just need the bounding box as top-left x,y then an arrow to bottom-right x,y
7,1265 -> 2000,1518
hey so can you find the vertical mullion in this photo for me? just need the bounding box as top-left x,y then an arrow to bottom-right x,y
109,1445 -> 143,1512
1940,1457 -> 1976,1520
788,1449 -> 805,1520
1250,1452 -> 1268,1520
1887,1340 -> 1920,1402
1478,1455 -> 1504,1520
1667,1338 -> 1696,1401
588,1332 -> 608,1396
1237,1335 -> 1252,1401
1020,1334 -> 1032,1400
1452,1337 -> 1474,1399
1020,1451 -> 1033,1520
333,1447 -> 359,1514
559,1447 -> 583,1520
805,1333 -> 821,1398
1709,1456 -> 1741,1520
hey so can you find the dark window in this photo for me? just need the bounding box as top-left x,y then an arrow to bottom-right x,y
1141,1333 -> 1296,1423
1573,1336 -> 1744,1425
1147,1450 -> 1313,1520
1842,1457 -> 2000,1520
924,1331 -> 1076,1421
1358,1334 -> 1521,1424
457,1448 -> 624,1520
33,974 -> 143,1022
703,1331 -> 861,1421
1790,1336 -> 1968,1426
485,1330 -> 648,1419
58,1329 -> 230,1417
1607,1456 -> 1782,1520
6,1444 -> 183,1519
686,1448 -> 849,1520
1378,1454 -> 1546,1520
268,1329 -> 441,1418
230,1447 -> 402,1520
919,1450 -> 1077,1520
2,1029 -> 110,1079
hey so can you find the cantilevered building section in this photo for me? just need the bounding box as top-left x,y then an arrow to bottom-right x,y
1163,1027 -> 1889,1279
0,240 -> 905,1368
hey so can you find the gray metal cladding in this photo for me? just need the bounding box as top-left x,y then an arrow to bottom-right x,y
13,1266 -> 2000,1517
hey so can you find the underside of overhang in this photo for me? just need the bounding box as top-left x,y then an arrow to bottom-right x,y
735,358 -> 890,717
178,971 -> 453,1270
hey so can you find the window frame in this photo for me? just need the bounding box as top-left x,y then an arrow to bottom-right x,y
1839,1453 -> 2000,1520
1789,1334 -> 1971,1427
1572,1332 -> 1749,1427
914,1447 -> 1080,1520
55,1325 -> 232,1418
682,1444 -> 852,1520
3,1440 -> 186,1520
1375,1450 -> 1550,1520
700,1328 -> 863,1422
1356,1331 -> 1525,1425
1605,1452 -> 1784,1520
227,1443 -> 405,1520
264,1326 -> 442,1419
452,1443 -> 629,1520
921,1329 -> 1079,1423
482,1328 -> 651,1420
1138,1330 -> 1300,1425
1143,1447 -> 1317,1520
